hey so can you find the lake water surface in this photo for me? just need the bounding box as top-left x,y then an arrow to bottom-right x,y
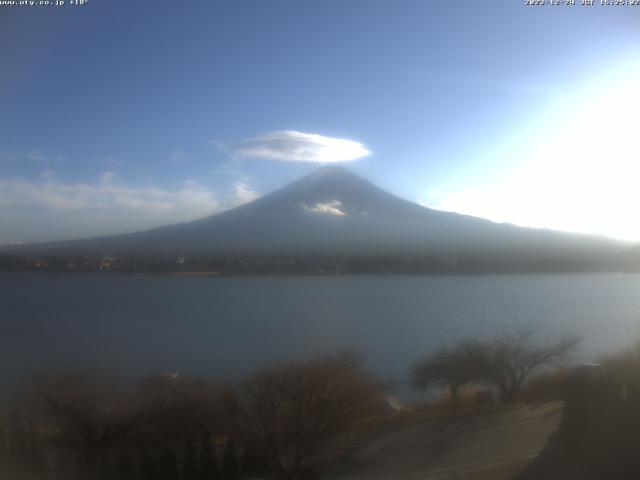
2,272 -> 640,391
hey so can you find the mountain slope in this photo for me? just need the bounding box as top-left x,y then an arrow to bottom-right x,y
2,167 -> 631,268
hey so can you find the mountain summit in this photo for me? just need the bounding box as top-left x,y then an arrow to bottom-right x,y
3,167 -> 628,271
221,165 -> 426,219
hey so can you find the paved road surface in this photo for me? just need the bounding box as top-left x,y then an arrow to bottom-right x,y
326,402 -> 563,480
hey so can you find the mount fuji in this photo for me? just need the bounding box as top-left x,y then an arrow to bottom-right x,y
2,167 -> 630,272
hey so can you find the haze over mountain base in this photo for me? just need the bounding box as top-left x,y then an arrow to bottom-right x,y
1,167 -> 637,274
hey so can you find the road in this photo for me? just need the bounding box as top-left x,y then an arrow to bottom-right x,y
325,402 -> 563,480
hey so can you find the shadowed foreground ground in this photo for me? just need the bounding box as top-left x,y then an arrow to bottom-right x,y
322,401 -> 563,480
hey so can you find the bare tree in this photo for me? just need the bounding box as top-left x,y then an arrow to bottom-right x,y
230,354 -> 382,478
412,341 -> 486,414
136,373 -> 231,444
26,371 -> 162,479
484,329 -> 580,404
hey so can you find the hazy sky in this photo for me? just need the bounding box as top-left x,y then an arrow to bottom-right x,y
1,1 -> 639,243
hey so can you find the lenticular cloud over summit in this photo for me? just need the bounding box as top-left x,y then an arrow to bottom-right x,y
236,130 -> 371,163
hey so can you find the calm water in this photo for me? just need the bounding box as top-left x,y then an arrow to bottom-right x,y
2,272 -> 640,390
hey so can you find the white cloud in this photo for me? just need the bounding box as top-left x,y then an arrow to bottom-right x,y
26,150 -> 46,162
170,150 -> 189,163
0,177 -> 219,214
303,200 -> 347,216
0,175 -> 221,242
235,130 -> 371,163
100,171 -> 116,184
231,181 -> 259,206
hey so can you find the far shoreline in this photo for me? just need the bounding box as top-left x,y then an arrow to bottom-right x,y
2,269 -> 640,278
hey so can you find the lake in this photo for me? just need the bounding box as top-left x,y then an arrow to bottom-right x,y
2,272 -> 640,393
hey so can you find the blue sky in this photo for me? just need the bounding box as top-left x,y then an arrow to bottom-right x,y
1,0 -> 640,242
